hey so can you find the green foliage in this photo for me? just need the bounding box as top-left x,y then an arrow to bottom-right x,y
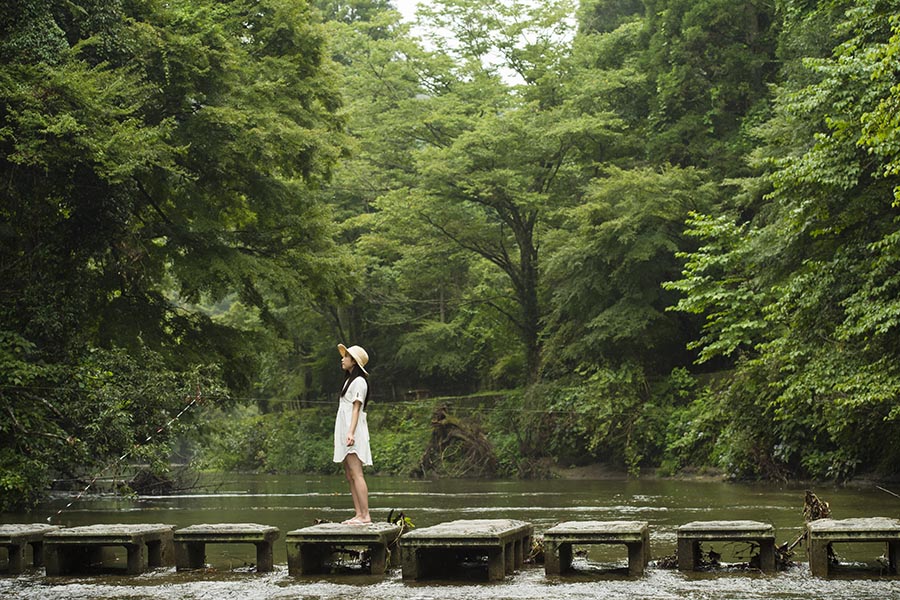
166,0 -> 900,484
641,0 -> 779,176
335,0 -> 625,384
0,0 -> 346,506
484,367 -> 697,477
659,386 -> 725,476
663,212 -> 773,363
577,0 -> 644,35
373,403 -> 433,474
544,166 -> 718,376
666,0 -> 900,481
0,449 -> 50,512
0,339 -> 228,510
194,401 -> 431,476
6,0 -> 900,507
484,386 -> 577,477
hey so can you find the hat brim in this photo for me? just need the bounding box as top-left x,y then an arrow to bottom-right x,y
337,343 -> 368,375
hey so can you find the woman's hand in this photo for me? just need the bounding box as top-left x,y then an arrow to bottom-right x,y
346,432 -> 355,446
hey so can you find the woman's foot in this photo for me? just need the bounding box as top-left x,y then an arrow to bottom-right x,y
341,517 -> 372,525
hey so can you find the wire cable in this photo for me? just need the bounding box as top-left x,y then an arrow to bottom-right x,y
45,384 -> 205,523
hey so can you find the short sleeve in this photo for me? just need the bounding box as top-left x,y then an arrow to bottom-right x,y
347,378 -> 368,404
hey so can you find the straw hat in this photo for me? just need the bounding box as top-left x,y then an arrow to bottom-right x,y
338,343 -> 369,375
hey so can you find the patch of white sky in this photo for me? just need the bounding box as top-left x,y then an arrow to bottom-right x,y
391,0 -> 421,23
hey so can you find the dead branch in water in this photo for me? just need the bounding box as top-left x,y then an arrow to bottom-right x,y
780,490 -> 832,564
876,485 -> 900,500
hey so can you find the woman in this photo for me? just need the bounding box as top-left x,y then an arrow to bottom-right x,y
334,343 -> 372,524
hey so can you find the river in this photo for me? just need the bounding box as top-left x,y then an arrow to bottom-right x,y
2,474 -> 899,599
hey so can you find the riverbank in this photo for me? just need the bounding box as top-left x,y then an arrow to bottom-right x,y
549,463 -> 900,504
551,463 -> 631,480
186,395 -> 900,497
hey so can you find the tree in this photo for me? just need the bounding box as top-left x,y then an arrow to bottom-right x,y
665,0 -> 900,480
361,0 -> 623,382
0,0 -> 345,507
544,166 -> 717,376
639,0 -> 779,177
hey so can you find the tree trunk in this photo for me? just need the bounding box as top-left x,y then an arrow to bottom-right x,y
512,211 -> 541,383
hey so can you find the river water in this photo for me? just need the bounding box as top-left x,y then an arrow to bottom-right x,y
2,474 -> 899,599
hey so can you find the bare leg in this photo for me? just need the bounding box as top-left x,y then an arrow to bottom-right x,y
343,453 -> 370,522
343,459 -> 361,521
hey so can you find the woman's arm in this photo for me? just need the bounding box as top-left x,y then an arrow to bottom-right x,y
346,400 -> 362,446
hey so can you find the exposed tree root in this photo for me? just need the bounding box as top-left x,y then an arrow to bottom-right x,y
412,405 -> 498,478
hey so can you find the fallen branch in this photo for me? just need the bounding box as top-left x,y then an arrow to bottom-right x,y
779,490 -> 832,563
876,485 -> 900,500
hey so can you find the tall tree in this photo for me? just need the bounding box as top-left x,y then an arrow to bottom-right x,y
0,0 -> 345,507
364,0 -> 624,382
665,0 -> 900,479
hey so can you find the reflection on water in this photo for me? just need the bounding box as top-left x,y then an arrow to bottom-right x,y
2,474 -> 899,599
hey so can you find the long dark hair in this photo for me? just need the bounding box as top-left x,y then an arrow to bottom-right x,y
341,364 -> 370,409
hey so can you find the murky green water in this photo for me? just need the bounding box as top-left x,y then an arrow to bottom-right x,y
2,474 -> 899,599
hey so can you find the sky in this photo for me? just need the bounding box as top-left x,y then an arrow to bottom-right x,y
392,0 -> 422,22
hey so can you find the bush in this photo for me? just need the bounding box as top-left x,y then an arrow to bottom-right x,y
0,449 -> 49,512
194,401 -> 432,476
372,404 -> 431,475
194,367 -> 705,480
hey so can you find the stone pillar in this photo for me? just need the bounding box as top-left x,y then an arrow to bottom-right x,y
255,541 -> 274,572
147,539 -> 166,569
558,542 -> 573,573
176,541 -> 206,570
157,529 -> 175,567
627,542 -> 645,576
400,546 -> 419,580
296,543 -> 328,575
544,539 -> 561,575
369,544 -> 387,574
504,541 -> 514,573
677,538 -> 699,571
126,543 -> 147,575
643,528 -> 652,567
808,539 -> 830,577
286,542 -> 300,575
758,538 -> 776,572
888,540 -> 898,574
43,544 -> 62,576
487,547 -> 506,581
6,542 -> 26,574
32,541 -> 46,568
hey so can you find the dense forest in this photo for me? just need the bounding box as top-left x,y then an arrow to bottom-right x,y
2,0 -> 899,510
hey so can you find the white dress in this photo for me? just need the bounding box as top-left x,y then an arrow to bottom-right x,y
333,377 -> 372,466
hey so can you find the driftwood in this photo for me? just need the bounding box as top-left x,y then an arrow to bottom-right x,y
876,485 -> 900,500
527,535 -> 545,564
776,489 -> 832,568
126,466 -> 206,495
803,489 -> 832,521
412,405 -> 498,478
